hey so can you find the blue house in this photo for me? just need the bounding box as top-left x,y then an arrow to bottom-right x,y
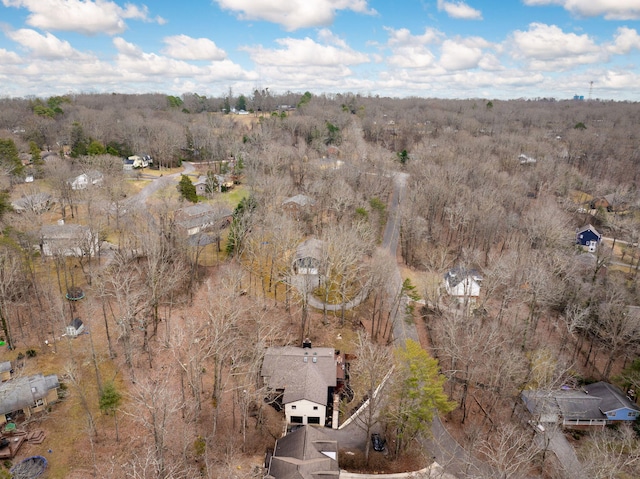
576,224 -> 602,252
584,382 -> 640,422
522,381 -> 640,427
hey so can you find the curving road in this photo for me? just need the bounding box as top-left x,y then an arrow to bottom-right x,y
380,171 -> 497,478
125,162 -> 195,208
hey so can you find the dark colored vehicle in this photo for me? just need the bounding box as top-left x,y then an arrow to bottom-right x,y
371,433 -> 385,452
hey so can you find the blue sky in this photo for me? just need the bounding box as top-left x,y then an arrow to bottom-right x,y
1,0 -> 639,100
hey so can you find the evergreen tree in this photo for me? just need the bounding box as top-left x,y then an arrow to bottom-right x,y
178,174 -> 197,203
235,94 -> 247,111
87,140 -> 106,156
0,138 -> 24,176
99,381 -> 122,442
384,339 -> 456,456
70,122 -> 88,157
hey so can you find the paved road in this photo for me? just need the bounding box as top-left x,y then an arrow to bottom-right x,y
539,426 -> 585,479
125,162 -> 195,208
379,172 -> 494,478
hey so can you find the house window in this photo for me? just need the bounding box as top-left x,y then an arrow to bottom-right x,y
291,405 -> 296,410
34,398 -> 44,407
307,417 -> 321,424
628,411 -> 636,417
313,406 -> 318,410
291,416 -> 303,424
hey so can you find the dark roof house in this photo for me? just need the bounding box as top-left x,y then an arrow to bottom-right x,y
265,425 -> 339,479
575,224 -> 602,250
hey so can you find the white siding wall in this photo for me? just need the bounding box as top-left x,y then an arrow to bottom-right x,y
285,399 -> 325,425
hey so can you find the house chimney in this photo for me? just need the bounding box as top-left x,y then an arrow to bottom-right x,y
302,338 -> 312,349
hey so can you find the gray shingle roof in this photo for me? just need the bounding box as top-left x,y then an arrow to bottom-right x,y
294,239 -> 325,264
523,382 -> 640,424
11,193 -> 52,213
283,195 -> 316,207
584,381 -> 640,414
267,425 -> 339,479
262,347 -> 336,406
0,374 -> 59,416
40,223 -> 90,242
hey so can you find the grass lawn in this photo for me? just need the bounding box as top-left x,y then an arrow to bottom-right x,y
223,185 -> 247,209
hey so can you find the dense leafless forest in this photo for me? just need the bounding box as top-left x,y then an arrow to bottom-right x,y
0,91 -> 640,478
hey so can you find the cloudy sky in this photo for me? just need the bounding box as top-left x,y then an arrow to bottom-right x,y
1,0 -> 639,100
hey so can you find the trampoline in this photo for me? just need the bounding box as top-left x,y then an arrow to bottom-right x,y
10,455 -> 48,479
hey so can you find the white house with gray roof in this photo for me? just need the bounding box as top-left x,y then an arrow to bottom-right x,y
261,346 -> 338,427
443,267 -> 482,302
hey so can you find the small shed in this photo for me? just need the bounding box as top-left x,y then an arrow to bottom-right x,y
66,318 -> 84,337
576,224 -> 601,252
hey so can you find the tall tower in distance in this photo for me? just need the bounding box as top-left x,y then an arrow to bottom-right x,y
588,81 -> 594,101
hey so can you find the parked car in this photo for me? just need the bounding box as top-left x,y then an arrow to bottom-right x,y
371,433 -> 385,452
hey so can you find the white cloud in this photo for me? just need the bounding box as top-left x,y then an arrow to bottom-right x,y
384,28 -> 492,73
214,0 -> 376,31
600,69 -> 640,89
241,30 -> 369,68
522,0 -> 640,20
608,27 -> 640,54
7,29 -> 87,59
437,0 -> 482,20
511,23 -> 604,70
0,48 -> 21,64
114,37 -> 209,76
162,35 -> 227,61
113,38 -> 255,82
384,27 -> 441,68
1,0 -> 164,35
385,27 -> 442,47
439,39 -> 483,70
